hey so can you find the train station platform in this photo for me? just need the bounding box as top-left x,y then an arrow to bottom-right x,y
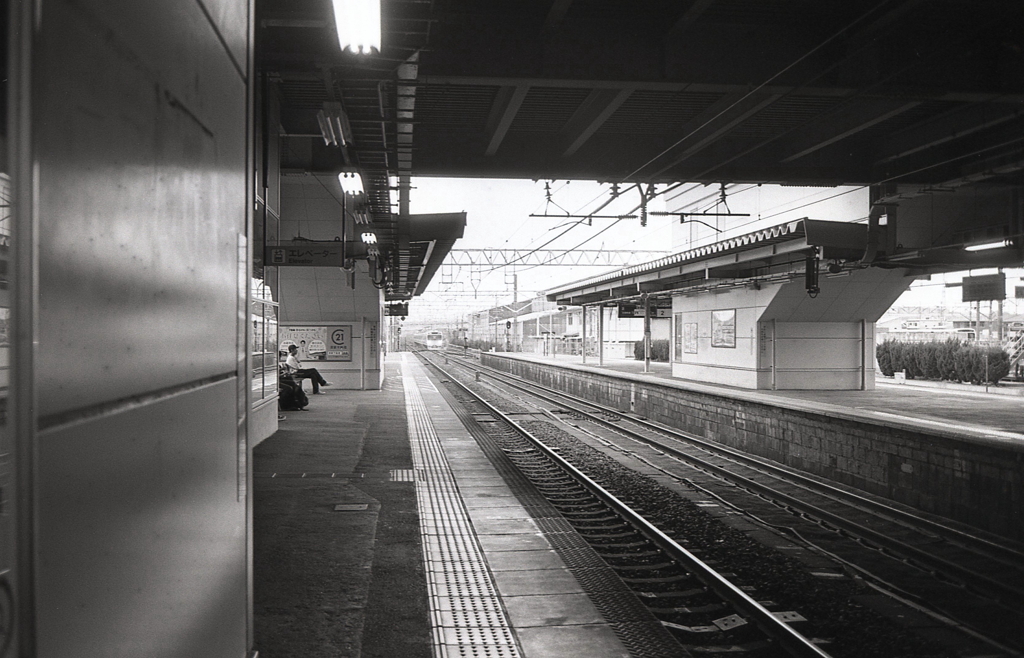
252,353 -> 636,658
501,351 -> 1024,441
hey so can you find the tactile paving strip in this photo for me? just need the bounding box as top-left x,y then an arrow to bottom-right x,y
431,369 -> 689,658
403,357 -> 522,658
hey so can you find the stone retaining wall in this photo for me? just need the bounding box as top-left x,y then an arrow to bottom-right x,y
482,353 -> 1024,542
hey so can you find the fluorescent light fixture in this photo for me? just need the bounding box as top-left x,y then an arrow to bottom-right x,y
316,102 -> 352,147
964,239 -> 1011,252
361,232 -> 377,244
338,172 -> 365,196
331,0 -> 381,54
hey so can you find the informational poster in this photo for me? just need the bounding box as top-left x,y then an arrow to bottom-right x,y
366,322 -> 378,361
280,325 -> 353,362
327,326 -> 352,361
711,310 -> 736,348
684,322 -> 699,354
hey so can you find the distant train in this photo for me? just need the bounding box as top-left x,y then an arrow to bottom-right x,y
412,330 -> 445,351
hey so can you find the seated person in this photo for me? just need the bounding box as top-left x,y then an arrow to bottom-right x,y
285,344 -> 332,394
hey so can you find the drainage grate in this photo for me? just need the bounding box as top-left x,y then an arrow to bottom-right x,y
403,357 -> 522,658
390,469 -> 417,481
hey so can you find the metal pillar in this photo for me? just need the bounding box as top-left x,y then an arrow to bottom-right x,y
581,305 -> 587,364
643,293 -> 651,373
598,305 -> 605,366
771,319 -> 777,390
998,298 -> 1004,342
860,319 -> 867,391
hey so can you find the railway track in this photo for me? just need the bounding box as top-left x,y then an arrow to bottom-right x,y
416,349 -> 1024,658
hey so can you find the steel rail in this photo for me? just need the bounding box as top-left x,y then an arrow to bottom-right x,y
445,353 -> 1024,605
424,356 -> 835,658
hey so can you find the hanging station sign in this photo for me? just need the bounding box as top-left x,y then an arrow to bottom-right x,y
962,274 -> 1005,302
265,242 -> 345,267
618,298 -> 672,319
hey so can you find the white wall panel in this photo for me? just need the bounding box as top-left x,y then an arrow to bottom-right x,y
36,380 -> 247,658
775,336 -> 861,367
197,0 -> 251,72
35,0 -> 247,417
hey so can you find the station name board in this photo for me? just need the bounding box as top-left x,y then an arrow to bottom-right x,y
618,299 -> 672,319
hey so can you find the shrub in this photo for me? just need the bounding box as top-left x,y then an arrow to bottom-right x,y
935,339 -> 960,381
878,338 -> 1011,384
876,340 -> 895,376
633,339 -> 670,362
981,346 -> 1011,383
953,345 -> 977,383
917,343 -> 941,379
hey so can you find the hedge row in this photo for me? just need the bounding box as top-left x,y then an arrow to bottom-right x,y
633,339 -> 670,362
876,338 -> 1010,384
465,338 -> 500,352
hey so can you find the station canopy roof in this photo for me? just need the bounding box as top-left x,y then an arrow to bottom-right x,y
257,0 -> 1024,300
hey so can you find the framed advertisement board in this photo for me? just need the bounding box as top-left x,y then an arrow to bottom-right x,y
711,310 -> 736,348
280,325 -> 353,362
684,322 -> 698,354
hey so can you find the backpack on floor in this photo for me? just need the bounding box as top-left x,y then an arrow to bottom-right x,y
279,371 -> 308,410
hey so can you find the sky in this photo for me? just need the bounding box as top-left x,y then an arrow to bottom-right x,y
404,177 -> 1021,324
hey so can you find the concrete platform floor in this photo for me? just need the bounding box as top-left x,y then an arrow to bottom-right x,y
253,360 -> 430,658
253,354 -> 633,658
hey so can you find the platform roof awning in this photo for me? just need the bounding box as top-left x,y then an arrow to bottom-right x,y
388,212 -> 467,300
545,218 -> 871,306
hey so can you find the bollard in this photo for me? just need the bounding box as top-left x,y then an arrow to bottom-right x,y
475,372 -> 481,382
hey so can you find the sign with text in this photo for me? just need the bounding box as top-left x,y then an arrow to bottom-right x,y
962,273 -> 1005,302
618,299 -> 672,319
265,242 -> 344,267
281,325 -> 353,362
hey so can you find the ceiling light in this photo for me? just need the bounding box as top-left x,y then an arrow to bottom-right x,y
331,0 -> 381,54
964,239 -> 1011,252
361,232 -> 377,244
316,102 -> 352,147
338,172 -> 364,196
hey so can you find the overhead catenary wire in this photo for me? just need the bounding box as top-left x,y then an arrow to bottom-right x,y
486,1 -> 900,273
